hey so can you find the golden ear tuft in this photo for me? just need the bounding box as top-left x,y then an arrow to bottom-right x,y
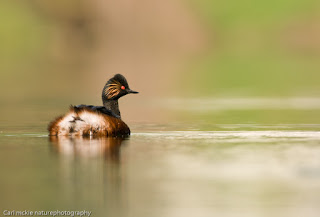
105,79 -> 121,99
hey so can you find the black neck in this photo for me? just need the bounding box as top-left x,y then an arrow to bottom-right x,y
103,100 -> 121,118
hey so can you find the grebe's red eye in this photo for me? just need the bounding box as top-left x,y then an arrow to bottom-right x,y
121,86 -> 125,90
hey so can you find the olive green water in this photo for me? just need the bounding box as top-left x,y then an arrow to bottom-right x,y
1,100 -> 320,217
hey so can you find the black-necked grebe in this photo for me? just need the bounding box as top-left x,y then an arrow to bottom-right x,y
48,74 -> 138,137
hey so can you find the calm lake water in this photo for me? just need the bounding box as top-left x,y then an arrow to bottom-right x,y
1,100 -> 320,217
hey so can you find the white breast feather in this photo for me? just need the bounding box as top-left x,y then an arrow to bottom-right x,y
57,111 -> 106,136
78,111 -> 106,135
58,112 -> 76,135
79,111 -> 105,128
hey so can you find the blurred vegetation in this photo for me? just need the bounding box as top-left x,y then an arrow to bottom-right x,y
187,0 -> 320,96
0,1 -> 95,102
1,0 -> 320,100
0,1 -> 46,95
0,0 -> 320,125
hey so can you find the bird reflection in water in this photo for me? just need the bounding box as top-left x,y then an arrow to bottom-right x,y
49,136 -> 128,216
49,136 -> 127,163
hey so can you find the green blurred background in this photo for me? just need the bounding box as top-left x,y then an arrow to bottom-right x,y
1,0 -> 320,127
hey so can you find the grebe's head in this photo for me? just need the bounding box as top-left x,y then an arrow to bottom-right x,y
102,74 -> 139,100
